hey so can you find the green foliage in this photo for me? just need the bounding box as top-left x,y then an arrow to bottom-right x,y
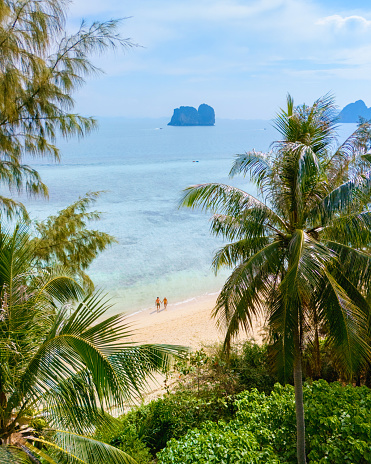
0,225 -> 186,463
234,384 -> 299,463
180,95 -> 371,380
101,342 -> 277,460
174,347 -> 230,397
31,191 -> 117,289
229,341 -> 277,394
96,415 -> 153,464
236,381 -> 371,463
139,392 -> 234,453
174,342 -> 277,398
101,390 -> 233,458
158,381 -> 371,464
304,382 -> 371,463
0,0 -> 134,219
181,95 -> 371,461
157,421 -> 280,464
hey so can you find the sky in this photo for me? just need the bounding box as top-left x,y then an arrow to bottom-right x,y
67,0 -> 371,119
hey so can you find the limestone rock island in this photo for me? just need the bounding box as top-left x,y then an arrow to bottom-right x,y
168,104 -> 215,126
338,100 -> 371,123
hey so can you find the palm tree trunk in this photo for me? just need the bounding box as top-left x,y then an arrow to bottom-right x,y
313,309 -> 321,380
294,331 -> 306,464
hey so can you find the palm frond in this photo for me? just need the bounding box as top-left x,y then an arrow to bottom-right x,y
317,271 -> 371,377
31,431 -> 137,464
42,371 -> 116,434
109,344 -> 188,400
284,233 -> 330,306
21,441 -> 58,464
321,212 -> 371,250
326,121 -> 371,187
212,236 -> 272,271
213,241 -> 283,349
267,291 -> 296,383
0,446 -> 30,464
324,241 -> 371,291
273,142 -> 325,226
209,207 -> 279,242
32,268 -> 85,306
180,183 -> 287,231
229,150 -> 272,194
307,172 -> 371,228
0,223 -> 34,289
273,93 -> 338,154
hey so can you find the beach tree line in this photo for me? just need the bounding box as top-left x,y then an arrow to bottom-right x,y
95,340 -> 371,463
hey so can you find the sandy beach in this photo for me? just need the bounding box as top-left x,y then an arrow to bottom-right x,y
124,292 -> 264,403
128,292 -> 264,349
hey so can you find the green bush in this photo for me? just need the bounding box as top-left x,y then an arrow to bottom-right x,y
236,381 -> 371,463
157,421 -> 281,464
158,381 -> 371,464
135,391 -> 234,453
95,413 -> 153,464
234,384 -> 298,463
98,390 -> 234,458
304,381 -> 371,463
229,341 -> 277,394
174,342 -> 277,398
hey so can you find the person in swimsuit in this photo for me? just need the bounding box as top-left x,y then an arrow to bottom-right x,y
155,297 -> 161,312
163,297 -> 168,310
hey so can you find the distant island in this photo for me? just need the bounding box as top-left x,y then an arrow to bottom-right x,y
168,104 -> 215,126
338,100 -> 371,123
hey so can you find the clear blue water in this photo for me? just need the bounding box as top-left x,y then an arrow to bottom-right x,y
16,119 -> 357,314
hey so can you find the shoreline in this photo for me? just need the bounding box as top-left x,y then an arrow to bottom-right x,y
125,290 -> 220,319
125,292 -> 264,404
128,292 -> 264,349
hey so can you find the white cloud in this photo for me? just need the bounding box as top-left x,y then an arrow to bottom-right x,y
316,14 -> 371,30
64,0 -> 371,118
331,44 -> 371,66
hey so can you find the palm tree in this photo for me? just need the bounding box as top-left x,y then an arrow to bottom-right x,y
0,225 -> 186,463
180,95 -> 371,464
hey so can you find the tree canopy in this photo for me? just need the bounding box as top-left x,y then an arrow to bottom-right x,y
0,0 -> 134,219
31,191 -> 117,289
0,224 -> 187,463
181,94 -> 371,463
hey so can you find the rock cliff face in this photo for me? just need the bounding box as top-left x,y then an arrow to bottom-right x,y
339,100 -> 371,123
197,104 -> 215,125
168,104 -> 215,126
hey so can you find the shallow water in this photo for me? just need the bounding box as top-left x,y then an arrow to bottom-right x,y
15,119 -> 357,314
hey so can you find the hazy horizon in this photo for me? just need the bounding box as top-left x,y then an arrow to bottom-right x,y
66,0 -> 371,120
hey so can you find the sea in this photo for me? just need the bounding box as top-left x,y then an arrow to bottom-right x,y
16,118 -> 357,315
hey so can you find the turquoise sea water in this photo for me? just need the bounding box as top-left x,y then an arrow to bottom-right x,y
18,119 -> 357,314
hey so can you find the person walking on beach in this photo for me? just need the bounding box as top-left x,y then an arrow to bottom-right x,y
155,297 -> 161,312
163,297 -> 168,310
